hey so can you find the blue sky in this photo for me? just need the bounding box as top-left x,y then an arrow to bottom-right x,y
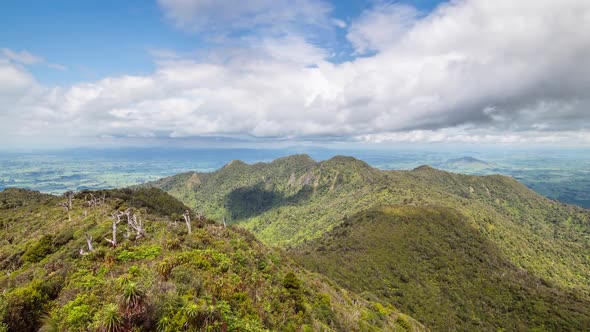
0,0 -> 444,85
1,0 -> 195,84
1,0 -> 589,148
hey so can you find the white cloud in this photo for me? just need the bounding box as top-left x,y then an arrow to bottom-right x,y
1,48 -> 66,70
0,59 -> 36,93
158,0 -> 333,34
1,48 -> 44,65
355,128 -> 590,145
2,0 -> 590,146
332,19 -> 347,29
347,3 -> 420,54
257,34 -> 328,65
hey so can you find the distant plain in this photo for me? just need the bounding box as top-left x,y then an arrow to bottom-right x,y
1,147 -> 589,208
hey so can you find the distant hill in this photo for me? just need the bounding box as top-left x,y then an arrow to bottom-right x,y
144,154 -> 590,330
0,187 -> 423,332
437,156 -> 495,171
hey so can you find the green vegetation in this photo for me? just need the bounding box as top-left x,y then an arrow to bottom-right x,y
3,154 -> 590,331
145,154 -> 590,330
0,187 -> 423,331
147,156 -> 590,291
291,205 -> 590,331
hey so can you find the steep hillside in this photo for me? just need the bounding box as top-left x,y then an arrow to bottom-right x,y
290,205 -> 590,331
145,155 -> 590,330
145,155 -> 385,246
0,187 -> 424,332
146,156 -> 590,292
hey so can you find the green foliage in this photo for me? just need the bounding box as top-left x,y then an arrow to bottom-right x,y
0,185 -> 411,332
22,235 -> 54,263
8,154 -> 590,331
93,303 -> 123,332
1,280 -> 49,332
116,245 -> 162,262
80,187 -> 189,216
0,188 -> 50,209
52,228 -> 74,247
284,272 -> 305,313
292,205 -> 590,331
395,315 -> 413,332
146,154 -> 590,330
59,294 -> 96,331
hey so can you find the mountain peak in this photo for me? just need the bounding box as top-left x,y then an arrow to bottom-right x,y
451,156 -> 489,163
324,155 -> 372,169
222,159 -> 248,168
271,154 -> 316,165
412,165 -> 437,172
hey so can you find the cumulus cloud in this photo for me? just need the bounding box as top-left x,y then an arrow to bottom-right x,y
2,0 -> 590,146
347,3 -> 420,54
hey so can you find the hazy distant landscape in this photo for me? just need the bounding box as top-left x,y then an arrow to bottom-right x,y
2,147 -> 590,208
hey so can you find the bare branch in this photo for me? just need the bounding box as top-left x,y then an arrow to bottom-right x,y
129,213 -> 146,240
105,212 -> 124,247
59,201 -> 71,222
183,210 -> 192,234
85,193 -> 101,207
85,233 -> 94,252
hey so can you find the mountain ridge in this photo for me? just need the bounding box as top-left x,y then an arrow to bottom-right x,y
0,187 -> 424,331
142,154 -> 590,330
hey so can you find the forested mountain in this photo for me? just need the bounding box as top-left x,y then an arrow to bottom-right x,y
145,155 -> 590,331
2,154 -> 589,331
291,206 -> 590,331
0,187 -> 423,332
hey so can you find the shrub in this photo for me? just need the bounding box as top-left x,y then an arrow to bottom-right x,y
94,303 -> 123,332
52,229 -> 74,247
395,315 -> 413,331
284,272 -> 305,313
22,235 -> 54,263
1,281 -> 48,332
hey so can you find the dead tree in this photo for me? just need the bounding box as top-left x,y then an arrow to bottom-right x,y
123,210 -> 132,239
195,211 -> 205,221
127,212 -> 146,240
59,202 -> 71,222
222,216 -> 227,228
183,210 -> 192,234
64,191 -> 74,210
85,193 -> 101,207
85,233 -> 94,252
80,234 -> 94,255
106,212 -> 124,247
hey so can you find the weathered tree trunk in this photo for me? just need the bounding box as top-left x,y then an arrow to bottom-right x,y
183,210 -> 192,234
85,233 -> 94,252
60,202 -> 71,222
106,212 -> 123,247
129,213 -> 146,239
64,191 -> 74,209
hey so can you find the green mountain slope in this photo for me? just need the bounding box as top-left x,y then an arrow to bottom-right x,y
290,205 -> 590,331
0,187 -> 424,332
145,155 -> 390,246
144,155 -> 590,330
145,156 -> 590,293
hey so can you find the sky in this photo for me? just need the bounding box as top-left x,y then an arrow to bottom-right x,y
1,0 -> 590,149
